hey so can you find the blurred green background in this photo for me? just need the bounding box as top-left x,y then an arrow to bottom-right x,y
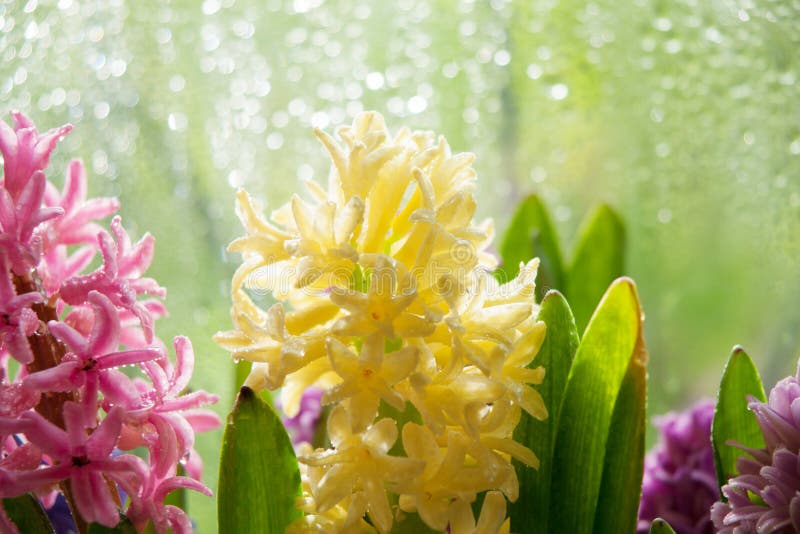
2,0 -> 799,530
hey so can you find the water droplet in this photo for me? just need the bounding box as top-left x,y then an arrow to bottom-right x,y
657,208 -> 672,223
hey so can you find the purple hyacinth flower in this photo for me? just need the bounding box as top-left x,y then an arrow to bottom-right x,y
712,366 -> 800,533
282,388 -> 323,447
637,399 -> 718,534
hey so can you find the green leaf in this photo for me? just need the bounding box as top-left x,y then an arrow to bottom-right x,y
592,350 -> 647,534
498,194 -> 564,300
87,516 -> 137,533
550,277 -> 644,534
566,204 -> 625,334
649,518 -> 677,534
711,346 -> 767,493
510,291 -> 579,534
1,494 -> 54,534
218,386 -> 303,533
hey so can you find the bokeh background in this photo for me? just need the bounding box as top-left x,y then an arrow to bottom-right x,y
2,0 -> 799,530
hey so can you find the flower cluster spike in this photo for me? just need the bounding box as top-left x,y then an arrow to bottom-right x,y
711,362 -> 800,533
637,399 -> 717,534
0,112 -> 219,534
216,112 -> 547,533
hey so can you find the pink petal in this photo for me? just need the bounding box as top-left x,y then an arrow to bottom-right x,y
61,159 -> 87,212
63,401 -> 91,449
48,320 -> 89,356
164,506 -> 194,534
155,475 -> 212,502
168,337 -> 194,396
97,229 -> 118,278
72,468 -> 121,527
0,117 -> 18,163
87,291 -> 121,356
86,406 -> 124,459
24,361 -> 82,392
98,369 -> 141,406
4,328 -> 34,364
99,348 -> 162,369
31,123 -> 72,173
10,111 -> 35,131
0,189 -> 16,234
0,415 -> 31,436
183,409 -> 222,433
162,392 -> 220,413
19,411 -> 70,458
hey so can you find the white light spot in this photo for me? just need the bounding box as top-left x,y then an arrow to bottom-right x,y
657,208 -> 672,223
494,49 -> 511,66
167,113 -> 187,131
227,169 -> 244,187
549,83 -> 568,100
94,101 -> 110,119
297,164 -> 314,181
526,63 -> 543,79
310,111 -> 330,129
462,108 -> 479,124
530,167 -> 547,183
407,95 -> 427,114
267,132 -> 284,150
442,62 -> 459,78
653,17 -> 672,31
366,71 -> 384,90
202,0 -> 221,15
664,39 -> 682,54
169,75 -> 186,92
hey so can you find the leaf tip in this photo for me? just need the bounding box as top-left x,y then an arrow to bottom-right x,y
238,385 -> 256,401
731,345 -> 748,356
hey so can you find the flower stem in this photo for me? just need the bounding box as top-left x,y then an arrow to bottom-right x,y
14,273 -> 88,534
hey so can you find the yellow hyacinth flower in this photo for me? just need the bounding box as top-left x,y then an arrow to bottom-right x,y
216,112 -> 547,533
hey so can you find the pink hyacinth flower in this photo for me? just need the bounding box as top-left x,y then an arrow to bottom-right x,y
0,252 -> 42,364
11,403 -> 141,527
24,291 -> 162,422
59,217 -> 165,342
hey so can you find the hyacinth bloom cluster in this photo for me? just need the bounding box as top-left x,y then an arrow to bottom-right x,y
711,363 -> 800,533
0,112 -> 219,533
637,399 -> 717,534
215,112 -> 547,533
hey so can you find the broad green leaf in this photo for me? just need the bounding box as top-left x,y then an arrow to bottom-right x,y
711,346 -> 766,493
592,351 -> 647,534
1,494 -> 53,534
566,204 -> 625,334
550,277 -> 644,534
649,518 -> 677,534
510,291 -> 579,534
219,386 -> 302,533
498,194 -> 564,300
88,516 -> 137,533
